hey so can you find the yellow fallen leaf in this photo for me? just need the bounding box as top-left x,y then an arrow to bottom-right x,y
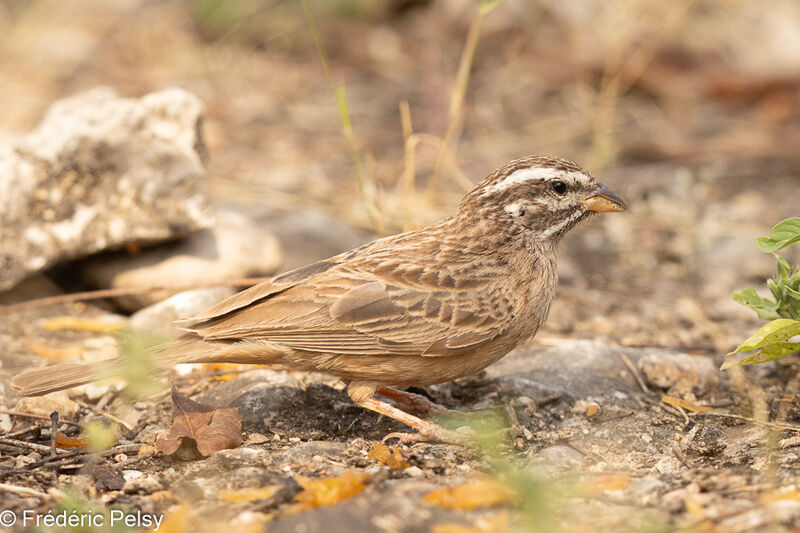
150,503 -> 189,533
138,444 -> 156,455
585,403 -> 600,416
684,498 -> 705,520
25,340 -> 84,361
289,471 -> 369,512
43,316 -> 127,333
148,490 -> 174,501
424,479 -> 517,510
368,442 -> 411,469
579,474 -> 631,494
218,486 -> 282,503
761,489 -> 800,503
661,395 -> 712,413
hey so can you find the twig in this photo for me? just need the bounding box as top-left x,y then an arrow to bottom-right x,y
0,482 -> 51,499
0,443 -> 143,479
0,277 -> 267,316
6,450 -> 86,475
96,412 -> 134,432
693,412 -> 800,433
49,412 -> 58,458
2,426 -> 40,439
674,404 -> 690,425
617,352 -> 651,394
94,388 -> 117,412
0,437 -> 69,455
0,410 -> 81,428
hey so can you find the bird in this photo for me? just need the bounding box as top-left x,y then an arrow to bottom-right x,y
12,155 -> 626,443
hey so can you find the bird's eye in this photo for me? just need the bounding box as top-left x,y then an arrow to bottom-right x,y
551,180 -> 568,195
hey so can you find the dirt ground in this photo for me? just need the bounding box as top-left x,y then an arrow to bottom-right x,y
1,1 -> 800,531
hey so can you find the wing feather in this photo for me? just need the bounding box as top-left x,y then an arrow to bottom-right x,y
182,259 -> 512,357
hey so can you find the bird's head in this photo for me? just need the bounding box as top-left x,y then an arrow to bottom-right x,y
458,156 -> 626,244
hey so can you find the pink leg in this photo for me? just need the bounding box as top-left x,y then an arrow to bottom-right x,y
376,387 -> 450,416
356,396 -> 474,445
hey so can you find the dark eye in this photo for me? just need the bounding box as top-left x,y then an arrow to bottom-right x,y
551,180 -> 568,195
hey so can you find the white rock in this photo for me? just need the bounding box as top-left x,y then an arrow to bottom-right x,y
0,87 -> 211,291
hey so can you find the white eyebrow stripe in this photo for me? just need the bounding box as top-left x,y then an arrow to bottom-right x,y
484,168 -> 590,195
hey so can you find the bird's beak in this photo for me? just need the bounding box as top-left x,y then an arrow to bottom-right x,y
582,182 -> 626,213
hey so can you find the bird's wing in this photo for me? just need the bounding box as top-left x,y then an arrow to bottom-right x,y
182,260 -> 513,357
173,256 -> 352,329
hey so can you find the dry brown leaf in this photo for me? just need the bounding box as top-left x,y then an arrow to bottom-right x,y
585,403 -> 600,417
55,433 -> 87,449
579,474 -> 631,494
424,479 -> 517,510
368,442 -> 411,468
155,386 -> 242,457
43,316 -> 127,333
661,395 -> 712,413
218,486 -> 282,503
290,471 -> 369,512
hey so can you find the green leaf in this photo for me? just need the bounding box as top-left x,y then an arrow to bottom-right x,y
776,254 -> 792,280
721,342 -> 800,369
755,218 -> 800,253
787,285 -> 800,301
732,288 -> 780,320
729,318 -> 800,354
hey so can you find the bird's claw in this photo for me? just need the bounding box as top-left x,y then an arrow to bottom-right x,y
382,425 -> 477,446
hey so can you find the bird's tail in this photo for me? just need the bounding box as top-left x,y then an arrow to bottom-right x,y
11,359 -> 130,397
11,338 -> 286,397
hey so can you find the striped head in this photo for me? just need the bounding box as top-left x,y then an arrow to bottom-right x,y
458,156 -> 626,243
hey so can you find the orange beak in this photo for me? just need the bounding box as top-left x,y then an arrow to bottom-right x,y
582,182 -> 626,213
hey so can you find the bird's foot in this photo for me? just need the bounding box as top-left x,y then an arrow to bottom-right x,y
383,424 -> 477,446
377,387 -> 451,416
356,396 -> 475,446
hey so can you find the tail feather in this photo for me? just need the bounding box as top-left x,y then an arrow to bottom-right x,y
11,338 -> 287,397
11,359 -> 127,397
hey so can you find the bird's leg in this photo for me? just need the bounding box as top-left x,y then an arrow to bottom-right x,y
355,397 -> 473,445
376,387 -> 451,416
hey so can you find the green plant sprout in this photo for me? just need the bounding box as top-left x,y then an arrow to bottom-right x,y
724,218 -> 800,369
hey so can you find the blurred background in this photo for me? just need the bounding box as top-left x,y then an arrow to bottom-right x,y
1,0 -> 799,353
2,2 -> 800,530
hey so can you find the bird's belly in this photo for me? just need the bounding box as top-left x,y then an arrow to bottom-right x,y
282,333 -> 524,387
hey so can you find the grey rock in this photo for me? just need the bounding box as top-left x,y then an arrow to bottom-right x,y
486,340 -> 715,404
0,273 -> 62,305
253,208 -> 371,271
230,386 -> 307,433
122,474 -> 163,494
130,287 -> 235,337
194,369 -> 302,407
272,441 -> 349,468
267,479 -> 465,533
528,445 -> 586,472
208,448 -> 270,469
82,208 -> 282,310
0,87 -> 210,292
638,351 -> 718,396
